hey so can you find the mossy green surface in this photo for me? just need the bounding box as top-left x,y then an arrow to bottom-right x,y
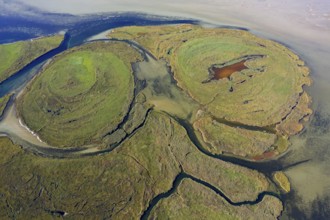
0,35 -> 64,83
150,179 -> 283,220
0,112 -> 280,219
17,41 -> 142,147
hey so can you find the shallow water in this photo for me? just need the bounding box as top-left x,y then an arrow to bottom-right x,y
212,61 -> 247,80
1,0 -> 330,218
135,55 -> 198,119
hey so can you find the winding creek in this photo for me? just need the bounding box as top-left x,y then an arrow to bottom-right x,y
0,13 -> 327,219
140,172 -> 282,220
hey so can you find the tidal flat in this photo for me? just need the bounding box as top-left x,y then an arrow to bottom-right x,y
0,22 -> 314,219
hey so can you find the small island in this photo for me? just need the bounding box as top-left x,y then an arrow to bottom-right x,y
17,41 -> 142,147
109,24 -> 312,160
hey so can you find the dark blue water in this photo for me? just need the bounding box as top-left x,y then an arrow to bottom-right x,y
67,13 -> 198,47
0,13 -> 197,98
0,33 -> 71,97
0,15 -> 66,44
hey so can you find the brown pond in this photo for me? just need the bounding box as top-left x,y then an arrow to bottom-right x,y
211,60 -> 248,80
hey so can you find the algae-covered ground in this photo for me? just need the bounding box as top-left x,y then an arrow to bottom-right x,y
0,35 -> 64,83
109,24 -> 312,160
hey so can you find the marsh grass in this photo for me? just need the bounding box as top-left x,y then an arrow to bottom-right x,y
0,35 -> 64,83
109,25 -> 311,128
108,24 -> 312,160
194,116 -> 277,158
0,112 -> 279,218
150,179 -> 282,220
0,94 -> 11,117
17,41 -> 142,147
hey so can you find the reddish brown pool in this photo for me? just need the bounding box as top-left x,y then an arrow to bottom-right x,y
211,60 -> 248,80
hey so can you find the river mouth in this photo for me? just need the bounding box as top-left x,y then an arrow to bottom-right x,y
0,11 -> 329,220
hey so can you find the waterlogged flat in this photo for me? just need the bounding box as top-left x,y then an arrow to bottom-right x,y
17,41 -> 142,147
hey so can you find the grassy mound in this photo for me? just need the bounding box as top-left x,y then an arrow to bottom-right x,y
109,24 -> 311,128
17,41 -> 142,147
0,35 -> 64,83
108,24 -> 312,160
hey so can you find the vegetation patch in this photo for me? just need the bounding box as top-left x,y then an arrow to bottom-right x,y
0,112 -> 280,219
0,94 -> 12,117
17,41 -> 142,147
109,24 -> 311,127
273,171 -> 291,193
149,179 -> 282,220
0,35 -> 64,83
194,115 -> 277,159
109,24 -> 312,160
0,24 -> 306,219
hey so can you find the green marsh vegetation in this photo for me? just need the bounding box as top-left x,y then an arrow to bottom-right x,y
150,179 -> 282,220
0,94 -> 11,117
17,41 -> 142,147
1,24 -> 312,218
0,35 -> 64,83
109,24 -> 312,160
193,115 -> 277,158
0,112 -> 279,219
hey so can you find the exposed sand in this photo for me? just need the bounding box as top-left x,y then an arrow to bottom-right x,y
0,103 -> 49,147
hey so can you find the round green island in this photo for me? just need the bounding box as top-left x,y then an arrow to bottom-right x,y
17,41 -> 142,147
108,24 -> 312,160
